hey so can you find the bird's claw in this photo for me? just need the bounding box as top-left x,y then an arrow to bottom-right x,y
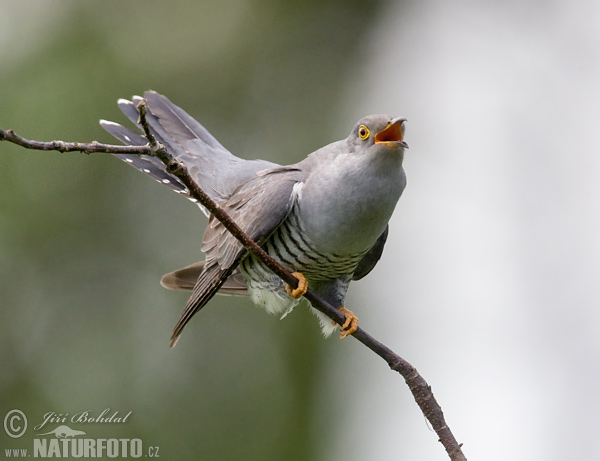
285,272 -> 308,299
337,306 -> 359,339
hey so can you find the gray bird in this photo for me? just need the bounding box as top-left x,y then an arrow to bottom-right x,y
100,91 -> 408,346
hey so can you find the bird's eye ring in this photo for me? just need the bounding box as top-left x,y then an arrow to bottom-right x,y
358,125 -> 370,140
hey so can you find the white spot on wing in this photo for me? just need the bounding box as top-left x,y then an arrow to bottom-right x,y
125,158 -> 133,163
292,182 -> 304,202
117,98 -> 132,105
162,179 -> 170,184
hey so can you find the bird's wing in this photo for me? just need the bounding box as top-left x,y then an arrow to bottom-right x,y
101,91 -> 278,207
170,168 -> 305,346
352,225 -> 389,281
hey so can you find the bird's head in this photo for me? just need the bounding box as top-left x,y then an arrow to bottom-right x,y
347,115 -> 408,156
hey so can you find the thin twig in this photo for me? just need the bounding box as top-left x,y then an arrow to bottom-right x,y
0,128 -> 154,155
0,107 -> 467,460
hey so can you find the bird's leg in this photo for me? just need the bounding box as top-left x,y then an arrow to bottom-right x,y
337,307 -> 359,339
285,272 -> 308,299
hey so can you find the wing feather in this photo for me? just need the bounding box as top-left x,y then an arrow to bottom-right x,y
170,168 -> 305,345
352,225 -> 389,281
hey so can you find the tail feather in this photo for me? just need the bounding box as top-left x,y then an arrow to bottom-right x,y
100,118 -> 146,145
115,96 -> 186,162
102,90 -> 280,205
116,92 -> 230,165
143,91 -> 226,151
100,119 -> 189,196
170,260 -> 242,347
118,96 -> 144,125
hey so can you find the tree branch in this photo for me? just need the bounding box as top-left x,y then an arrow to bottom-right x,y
0,104 -> 467,461
0,128 -> 154,155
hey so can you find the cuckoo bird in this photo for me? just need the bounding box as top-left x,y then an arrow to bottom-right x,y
101,91 -> 408,346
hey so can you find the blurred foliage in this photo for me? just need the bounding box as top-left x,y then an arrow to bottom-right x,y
0,0 -> 387,459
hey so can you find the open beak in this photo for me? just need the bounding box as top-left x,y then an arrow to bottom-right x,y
374,117 -> 408,149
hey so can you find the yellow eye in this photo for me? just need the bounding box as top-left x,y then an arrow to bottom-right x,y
358,125 -> 370,140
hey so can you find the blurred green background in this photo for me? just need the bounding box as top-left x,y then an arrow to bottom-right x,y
0,1 -> 395,460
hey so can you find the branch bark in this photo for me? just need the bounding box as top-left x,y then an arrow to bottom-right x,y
0,104 -> 467,461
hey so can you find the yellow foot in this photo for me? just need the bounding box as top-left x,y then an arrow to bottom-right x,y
338,306 -> 359,339
285,272 -> 308,299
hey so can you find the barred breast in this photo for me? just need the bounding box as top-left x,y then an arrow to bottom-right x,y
239,204 -> 367,320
